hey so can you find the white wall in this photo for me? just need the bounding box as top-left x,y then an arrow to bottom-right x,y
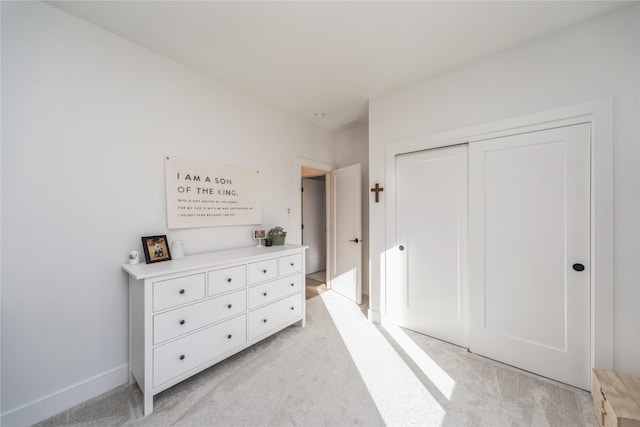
369,5 -> 640,375
336,124 -> 370,295
0,2 -> 335,424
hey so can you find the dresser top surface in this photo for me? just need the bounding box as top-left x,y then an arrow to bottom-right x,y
123,244 -> 307,280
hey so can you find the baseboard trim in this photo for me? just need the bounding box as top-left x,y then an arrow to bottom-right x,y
368,309 -> 381,323
306,257 -> 326,274
1,364 -> 128,426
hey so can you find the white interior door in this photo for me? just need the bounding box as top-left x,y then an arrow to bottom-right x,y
468,123 -> 591,390
391,145 -> 468,347
329,164 -> 362,304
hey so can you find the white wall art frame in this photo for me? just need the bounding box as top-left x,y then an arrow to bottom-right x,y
165,156 -> 262,228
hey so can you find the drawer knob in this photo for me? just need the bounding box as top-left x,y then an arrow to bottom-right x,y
179,355 -> 185,361
227,278 -> 232,283
290,306 -> 295,310
263,292 -> 267,296
290,283 -> 294,287
179,320 -> 185,325
179,289 -> 185,295
227,334 -> 232,339
227,304 -> 232,309
262,269 -> 267,274
290,262 -> 294,266
263,319 -> 267,323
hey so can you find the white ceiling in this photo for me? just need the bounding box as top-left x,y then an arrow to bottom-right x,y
49,1 -> 629,131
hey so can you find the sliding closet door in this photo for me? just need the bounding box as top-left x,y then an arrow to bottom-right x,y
390,144 -> 468,347
468,123 -> 590,390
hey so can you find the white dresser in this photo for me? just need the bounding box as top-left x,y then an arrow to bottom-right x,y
122,244 -> 307,415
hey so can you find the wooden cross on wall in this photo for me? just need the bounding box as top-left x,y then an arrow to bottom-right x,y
371,183 -> 384,203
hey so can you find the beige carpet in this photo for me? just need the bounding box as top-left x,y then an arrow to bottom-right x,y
37,291 -> 598,426
305,277 -> 328,300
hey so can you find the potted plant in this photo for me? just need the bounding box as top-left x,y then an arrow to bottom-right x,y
268,226 -> 287,245
264,236 -> 273,247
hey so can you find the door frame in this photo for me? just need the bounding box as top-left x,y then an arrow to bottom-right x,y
383,98 -> 613,374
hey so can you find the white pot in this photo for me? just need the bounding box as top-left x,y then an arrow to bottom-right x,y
171,240 -> 185,259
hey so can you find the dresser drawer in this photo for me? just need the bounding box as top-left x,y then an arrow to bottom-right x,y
248,274 -> 303,309
153,289 -> 246,344
248,258 -> 278,284
208,265 -> 246,296
248,292 -> 303,341
279,254 -> 303,276
153,274 -> 205,312
154,315 -> 246,387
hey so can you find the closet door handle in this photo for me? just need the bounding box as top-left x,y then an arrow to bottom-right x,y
349,238 -> 360,243
572,263 -> 585,272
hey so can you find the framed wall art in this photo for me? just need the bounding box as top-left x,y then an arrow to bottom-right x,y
165,156 -> 262,229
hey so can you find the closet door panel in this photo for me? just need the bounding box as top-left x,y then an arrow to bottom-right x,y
468,123 -> 590,390
391,144 -> 468,347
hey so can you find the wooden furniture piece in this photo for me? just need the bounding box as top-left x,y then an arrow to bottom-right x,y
592,369 -> 640,427
122,244 -> 307,415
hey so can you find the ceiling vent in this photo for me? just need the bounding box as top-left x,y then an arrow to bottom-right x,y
340,119 -> 366,130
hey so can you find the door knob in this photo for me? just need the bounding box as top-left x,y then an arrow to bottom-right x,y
399,245 -> 405,251
349,238 -> 359,243
572,263 -> 585,272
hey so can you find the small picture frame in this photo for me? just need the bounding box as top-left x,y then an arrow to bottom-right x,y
141,235 -> 172,264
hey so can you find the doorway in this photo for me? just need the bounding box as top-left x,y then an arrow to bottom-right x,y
296,160 -> 363,305
301,168 -> 328,299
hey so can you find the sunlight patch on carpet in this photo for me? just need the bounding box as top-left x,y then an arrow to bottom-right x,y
383,323 -> 456,399
319,291 -> 447,426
